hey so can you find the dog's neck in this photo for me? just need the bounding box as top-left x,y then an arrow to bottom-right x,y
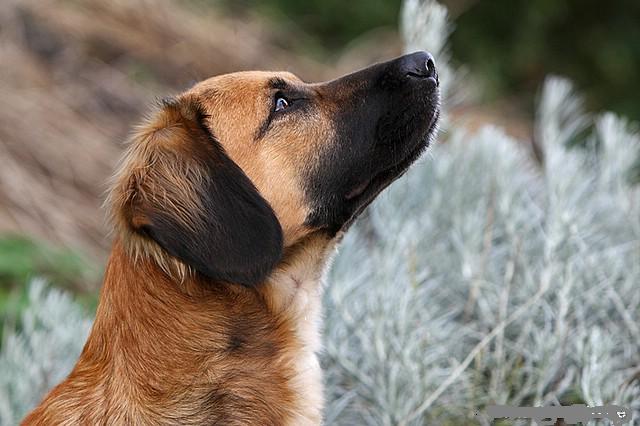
24,234 -> 335,426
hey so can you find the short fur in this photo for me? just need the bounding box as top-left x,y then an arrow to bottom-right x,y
24,52 -> 439,425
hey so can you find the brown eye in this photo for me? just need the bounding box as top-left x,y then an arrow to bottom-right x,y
275,97 -> 289,112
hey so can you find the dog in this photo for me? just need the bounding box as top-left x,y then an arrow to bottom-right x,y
23,52 -> 439,425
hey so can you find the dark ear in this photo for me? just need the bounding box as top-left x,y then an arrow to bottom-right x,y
122,97 -> 283,286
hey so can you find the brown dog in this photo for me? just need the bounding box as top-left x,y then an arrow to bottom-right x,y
23,52 -> 439,425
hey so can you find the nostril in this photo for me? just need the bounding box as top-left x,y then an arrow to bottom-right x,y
426,58 -> 436,78
402,51 -> 438,85
425,57 -> 439,86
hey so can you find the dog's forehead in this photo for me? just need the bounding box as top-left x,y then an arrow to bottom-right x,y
190,71 -> 303,96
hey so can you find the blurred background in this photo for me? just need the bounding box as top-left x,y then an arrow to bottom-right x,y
0,0 -> 639,423
1,0 -> 638,307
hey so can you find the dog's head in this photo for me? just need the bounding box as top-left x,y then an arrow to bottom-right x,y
109,52 -> 440,286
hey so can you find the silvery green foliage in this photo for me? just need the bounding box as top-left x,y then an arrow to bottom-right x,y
322,71 -> 640,424
323,2 -> 639,424
0,280 -> 92,425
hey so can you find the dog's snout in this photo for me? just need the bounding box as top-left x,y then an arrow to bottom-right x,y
401,51 -> 438,85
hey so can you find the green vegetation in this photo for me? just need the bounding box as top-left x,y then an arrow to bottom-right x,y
450,0 -> 640,122
0,236 -> 94,290
0,236 -> 99,343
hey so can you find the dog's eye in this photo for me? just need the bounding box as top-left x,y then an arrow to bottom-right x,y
275,97 -> 289,112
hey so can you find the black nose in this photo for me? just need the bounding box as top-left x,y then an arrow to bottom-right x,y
400,51 -> 438,84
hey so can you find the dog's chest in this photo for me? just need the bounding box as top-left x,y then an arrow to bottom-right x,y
286,274 -> 325,425
287,268 -> 325,352
264,243 -> 334,425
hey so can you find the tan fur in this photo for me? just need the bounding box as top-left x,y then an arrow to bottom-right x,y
25,241 -> 319,425
24,72 -> 339,425
107,101 -> 208,281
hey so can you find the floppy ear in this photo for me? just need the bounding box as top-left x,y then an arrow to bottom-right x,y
113,96 -> 283,286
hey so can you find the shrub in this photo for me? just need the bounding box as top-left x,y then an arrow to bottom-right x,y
0,280 -> 91,425
322,2 -> 640,424
323,83 -> 640,424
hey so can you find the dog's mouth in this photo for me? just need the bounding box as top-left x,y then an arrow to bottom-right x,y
345,141 -> 424,205
336,138 -> 429,231
345,161 -> 409,202
344,111 -> 439,206
345,180 -> 372,200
